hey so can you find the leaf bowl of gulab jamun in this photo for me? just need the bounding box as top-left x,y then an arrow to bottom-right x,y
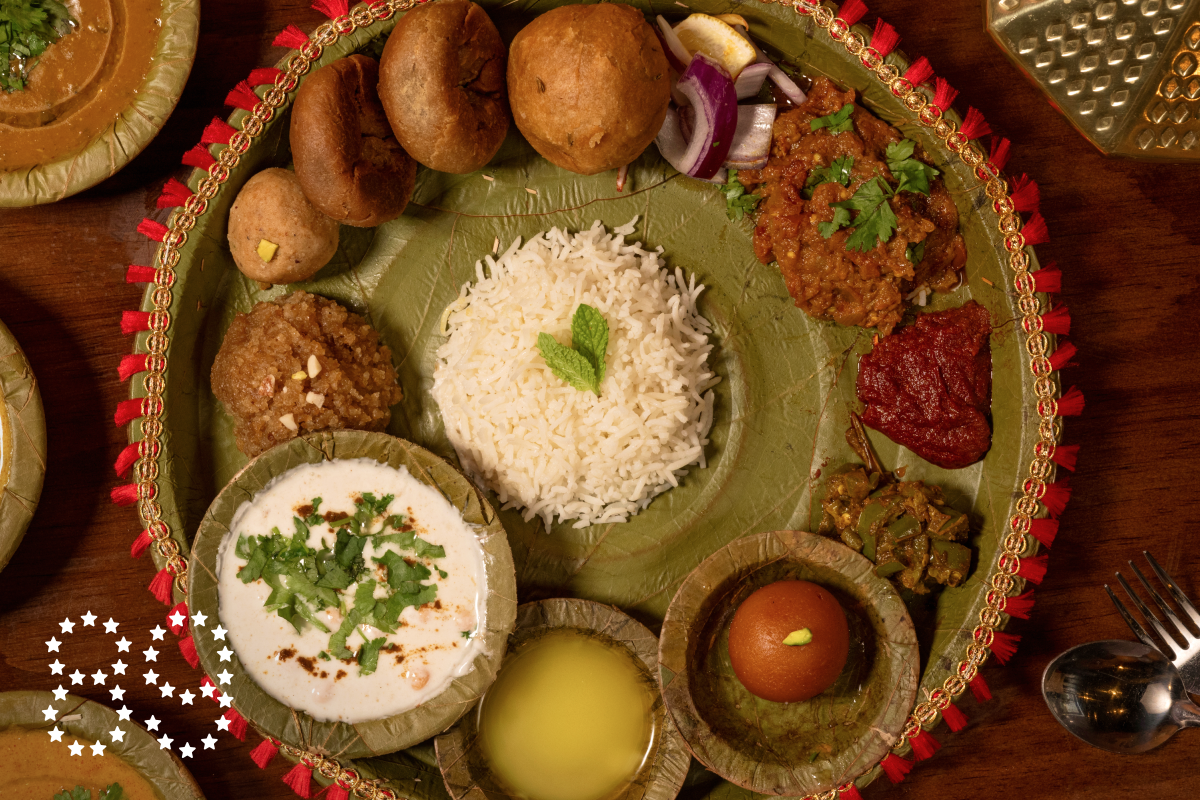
658,530 -> 918,797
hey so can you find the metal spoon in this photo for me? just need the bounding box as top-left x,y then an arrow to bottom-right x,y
1042,639 -> 1200,753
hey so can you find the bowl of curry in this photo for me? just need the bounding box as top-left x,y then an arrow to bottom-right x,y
0,0 -> 200,207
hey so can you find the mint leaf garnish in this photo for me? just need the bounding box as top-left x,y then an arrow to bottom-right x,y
571,303 -> 608,386
537,304 -> 609,397
810,103 -> 855,135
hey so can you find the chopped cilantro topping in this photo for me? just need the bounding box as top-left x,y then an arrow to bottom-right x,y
804,154 -> 855,198
55,786 -> 126,800
1,0 -> 75,93
829,177 -> 899,253
906,241 -> 926,264
885,139 -> 939,196
810,103 -> 855,135
357,637 -> 387,676
723,169 -> 761,221
461,629 -> 474,639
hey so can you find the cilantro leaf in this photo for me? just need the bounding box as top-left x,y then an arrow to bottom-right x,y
831,177 -> 899,253
374,550 -> 431,589
906,241 -> 926,264
53,788 -> 92,800
357,637 -> 386,676
537,332 -> 598,394
0,0 -> 75,93
723,169 -> 761,221
818,206 -> 852,239
810,103 -> 855,135
804,154 -> 855,199
99,785 -> 127,800
239,544 -> 267,584
885,139 -> 939,196
571,304 -> 608,386
412,537 -> 446,559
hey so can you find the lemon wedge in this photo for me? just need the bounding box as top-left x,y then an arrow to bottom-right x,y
673,14 -> 758,79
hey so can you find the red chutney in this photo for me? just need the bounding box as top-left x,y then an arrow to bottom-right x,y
856,301 -> 992,469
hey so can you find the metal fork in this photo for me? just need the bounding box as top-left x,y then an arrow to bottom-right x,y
1105,551 -> 1200,694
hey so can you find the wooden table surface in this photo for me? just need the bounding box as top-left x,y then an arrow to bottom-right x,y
2,0 -> 1198,797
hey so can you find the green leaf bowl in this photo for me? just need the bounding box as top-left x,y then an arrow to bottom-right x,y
0,317 -> 45,577
186,430 -> 518,759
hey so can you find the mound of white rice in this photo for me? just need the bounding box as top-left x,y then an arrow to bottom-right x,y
431,218 -> 719,530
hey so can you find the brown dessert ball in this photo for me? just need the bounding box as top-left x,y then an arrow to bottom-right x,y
291,54 -> 417,227
727,580 -> 850,703
378,0 -> 508,174
507,4 -> 670,175
227,168 -> 339,285
211,291 -> 404,457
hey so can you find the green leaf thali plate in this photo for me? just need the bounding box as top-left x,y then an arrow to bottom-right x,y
125,0 -> 1054,794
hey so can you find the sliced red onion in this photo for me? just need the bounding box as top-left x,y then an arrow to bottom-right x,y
725,104 -> 776,170
656,15 -> 691,71
616,164 -> 629,192
768,65 -> 807,106
656,53 -> 738,181
735,62 -> 772,99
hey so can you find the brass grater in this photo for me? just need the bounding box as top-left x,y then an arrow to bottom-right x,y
988,0 -> 1200,160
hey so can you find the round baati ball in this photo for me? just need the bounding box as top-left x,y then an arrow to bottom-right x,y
378,0 -> 508,174
227,168 -> 339,285
726,580 -> 850,703
291,54 -> 417,227
507,3 -> 670,176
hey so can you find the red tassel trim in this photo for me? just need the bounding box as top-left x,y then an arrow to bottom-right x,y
880,753 -> 912,784
282,763 -> 313,798
223,708 -> 249,740
959,107 -> 991,140
902,56 -> 933,87
932,77 -> 958,112
1021,212 -> 1049,246
969,672 -> 992,702
179,635 -> 199,668
156,178 -> 192,209
119,354 -> 149,381
137,219 -> 168,242
111,484 -> 139,506
1048,443 -> 1078,471
909,728 -> 941,761
1004,589 -> 1036,620
168,601 -> 189,634
1040,478 -> 1072,517
115,398 -> 144,426
941,701 -> 968,732
148,568 -> 174,605
121,310 -> 151,335
326,786 -> 350,800
1049,340 -> 1077,371
1040,303 -> 1071,335
130,528 -> 153,559
989,137 -> 1011,171
250,738 -> 279,769
248,67 -> 283,86
311,0 -> 348,19
988,630 -> 1020,664
1033,263 -> 1061,294
1057,386 -> 1085,417
225,80 -> 261,112
870,19 -> 899,57
181,144 -> 217,170
201,117 -> 236,146
115,442 -> 140,477
126,264 -> 157,283
836,0 -> 867,26
1016,553 -> 1048,585
273,23 -> 309,49
1029,518 -> 1060,548
1010,174 -> 1040,213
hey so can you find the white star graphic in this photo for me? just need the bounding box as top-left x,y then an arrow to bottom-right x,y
178,743 -> 196,758
159,682 -> 175,698
52,685 -> 67,701
214,716 -> 231,732
59,618 -> 75,634
109,726 -> 125,743
144,715 -> 160,731
109,685 -> 125,701
81,611 -> 97,626
168,610 -> 186,628
112,660 -> 127,675
68,740 -> 83,756
91,670 -> 107,686
217,693 -> 233,709
103,618 -> 119,634
191,611 -> 208,627
217,647 -> 233,662
116,707 -> 132,721
49,660 -> 64,675
216,670 -> 232,685
41,704 -> 57,721
48,727 -> 63,742
150,626 -> 166,641
69,670 -> 84,686
46,637 -> 61,652
212,625 -> 228,641
179,689 -> 196,706
199,683 -> 216,699
143,647 -> 159,662
201,734 -> 217,749
157,734 -> 173,750
115,637 -> 132,652
90,740 -> 106,756
143,670 -> 159,685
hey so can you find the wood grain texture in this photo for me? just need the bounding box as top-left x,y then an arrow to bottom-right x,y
1,0 -> 1197,797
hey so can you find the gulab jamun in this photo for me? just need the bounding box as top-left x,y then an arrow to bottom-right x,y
726,580 -> 850,703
